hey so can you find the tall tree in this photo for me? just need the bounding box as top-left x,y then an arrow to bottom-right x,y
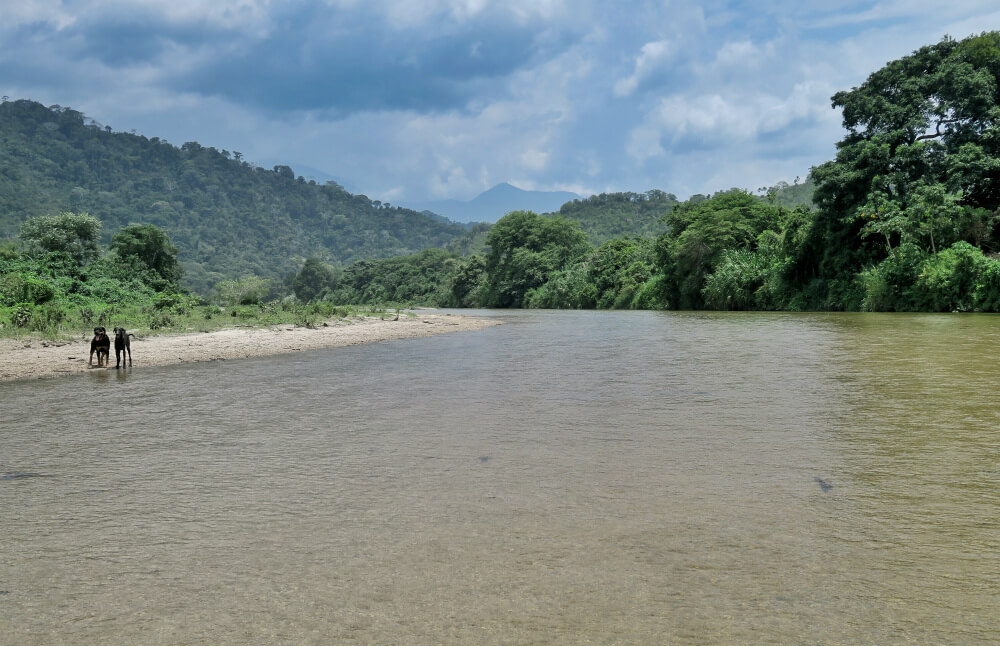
807,32 -> 1000,289
655,190 -> 785,309
110,223 -> 181,286
19,211 -> 102,265
481,210 -> 590,307
292,257 -> 336,302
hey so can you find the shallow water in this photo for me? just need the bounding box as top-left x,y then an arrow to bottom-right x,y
1,310 -> 998,644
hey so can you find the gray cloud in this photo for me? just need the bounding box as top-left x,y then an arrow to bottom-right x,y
2,0 -> 999,201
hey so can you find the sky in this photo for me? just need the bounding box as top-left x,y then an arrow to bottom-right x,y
2,1 -> 1000,203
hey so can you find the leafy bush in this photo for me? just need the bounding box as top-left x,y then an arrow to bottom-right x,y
216,275 -> 273,306
31,303 -> 66,333
587,237 -> 656,309
201,304 -> 222,320
151,292 -> 197,312
702,248 -> 773,310
11,304 -> 33,328
912,242 -> 987,312
0,272 -> 57,305
523,265 -> 594,309
859,243 -> 927,311
973,258 -> 1000,311
631,274 -> 670,310
147,311 -> 174,330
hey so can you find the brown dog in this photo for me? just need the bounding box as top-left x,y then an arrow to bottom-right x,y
89,327 -> 110,367
113,327 -> 135,368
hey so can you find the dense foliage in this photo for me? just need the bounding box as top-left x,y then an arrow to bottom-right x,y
0,213 -> 372,337
802,32 -> 1000,309
8,33 -> 1000,317
2,213 -> 184,333
555,190 -> 678,244
307,33 -> 1000,313
1,99 -> 685,296
0,99 -> 467,293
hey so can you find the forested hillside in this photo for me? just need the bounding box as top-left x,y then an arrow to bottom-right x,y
763,178 -> 815,209
0,99 -> 466,293
555,190 -> 679,244
7,32 -> 999,316
300,33 -> 1000,313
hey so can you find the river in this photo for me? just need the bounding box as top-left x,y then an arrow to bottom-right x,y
1,310 -> 998,644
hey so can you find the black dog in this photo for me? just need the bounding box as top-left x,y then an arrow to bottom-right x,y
89,327 -> 111,367
113,327 -> 135,368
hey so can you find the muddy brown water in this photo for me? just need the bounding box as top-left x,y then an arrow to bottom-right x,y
2,310 -> 998,644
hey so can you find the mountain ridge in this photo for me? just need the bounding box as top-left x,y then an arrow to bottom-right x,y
401,182 -> 582,223
0,99 -> 467,294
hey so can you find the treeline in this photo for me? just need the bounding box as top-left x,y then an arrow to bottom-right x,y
0,99 -> 466,294
7,32 -> 1000,315
294,187 -> 1000,312
554,190 -> 679,244
289,32 -> 1000,312
0,100 -> 690,297
287,193 -> 799,310
0,212 -> 365,337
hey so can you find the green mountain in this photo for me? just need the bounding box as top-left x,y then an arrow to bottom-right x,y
555,190 -> 679,244
404,182 -> 581,223
0,99 -> 466,294
763,178 -> 815,209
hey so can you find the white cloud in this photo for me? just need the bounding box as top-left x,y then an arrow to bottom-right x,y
713,39 -> 771,70
6,0 -> 1000,203
809,0 -> 999,29
351,0 -> 572,28
520,149 -> 551,171
614,39 -> 674,97
627,80 -> 837,164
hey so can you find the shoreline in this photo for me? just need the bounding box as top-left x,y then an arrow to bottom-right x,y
0,312 -> 499,382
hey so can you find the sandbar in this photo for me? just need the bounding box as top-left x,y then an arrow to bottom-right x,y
0,312 -> 499,382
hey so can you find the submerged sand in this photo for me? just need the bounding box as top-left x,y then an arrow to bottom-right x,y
0,313 -> 499,382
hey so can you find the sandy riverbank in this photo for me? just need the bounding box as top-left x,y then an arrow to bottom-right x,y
0,312 -> 499,382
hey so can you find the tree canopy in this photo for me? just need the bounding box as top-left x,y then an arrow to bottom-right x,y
481,210 -> 590,307
110,223 -> 181,287
18,211 -> 101,265
808,32 -> 1000,292
0,100 -> 467,293
10,33 -> 1000,316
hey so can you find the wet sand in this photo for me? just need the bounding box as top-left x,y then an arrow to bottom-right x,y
0,313 -> 498,382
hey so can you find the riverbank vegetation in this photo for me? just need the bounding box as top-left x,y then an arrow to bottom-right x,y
5,32 -> 1000,315
0,212 -> 385,339
0,99 -> 468,294
292,32 -> 1000,312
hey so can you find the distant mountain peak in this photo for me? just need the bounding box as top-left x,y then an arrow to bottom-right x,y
482,181 -> 517,193
401,183 -> 581,223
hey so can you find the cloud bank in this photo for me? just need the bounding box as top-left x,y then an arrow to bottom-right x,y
1,0 -> 998,201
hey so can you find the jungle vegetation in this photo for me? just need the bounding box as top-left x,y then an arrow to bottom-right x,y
5,32 -> 1000,323
0,98 -> 467,294
0,99 -> 676,295
0,212 -> 379,338
294,32 -> 1000,313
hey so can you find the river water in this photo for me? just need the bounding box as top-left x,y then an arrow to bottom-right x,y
1,310 -> 998,644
